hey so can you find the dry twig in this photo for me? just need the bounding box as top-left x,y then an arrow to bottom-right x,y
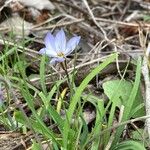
142,57 -> 150,140
82,0 -> 108,40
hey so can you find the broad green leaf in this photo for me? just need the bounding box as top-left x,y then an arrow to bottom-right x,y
112,57 -> 142,145
103,80 -> 145,117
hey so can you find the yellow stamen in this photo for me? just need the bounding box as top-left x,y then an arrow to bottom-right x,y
57,52 -> 64,57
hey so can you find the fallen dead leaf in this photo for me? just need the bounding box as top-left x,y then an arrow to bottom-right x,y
83,108 -> 96,124
0,14 -> 33,36
17,0 -> 55,10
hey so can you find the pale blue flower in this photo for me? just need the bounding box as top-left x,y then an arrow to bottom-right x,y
39,29 -> 81,64
146,42 -> 150,57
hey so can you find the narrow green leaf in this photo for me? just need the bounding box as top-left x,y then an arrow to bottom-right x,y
40,56 -> 47,95
79,115 -> 89,147
39,92 -> 64,132
91,100 -> 104,150
62,53 -> 118,148
111,140 -> 146,150
18,62 -> 60,146
31,140 -> 41,150
112,57 -> 142,145
14,110 -> 27,126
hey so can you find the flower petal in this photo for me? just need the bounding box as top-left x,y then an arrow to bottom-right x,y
39,48 -> 46,55
44,32 -> 56,52
146,42 -> 150,57
55,29 -> 66,53
65,36 -> 81,56
39,48 -> 57,57
50,57 -> 65,65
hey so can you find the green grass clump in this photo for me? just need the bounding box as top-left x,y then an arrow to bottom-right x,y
0,38 -> 146,149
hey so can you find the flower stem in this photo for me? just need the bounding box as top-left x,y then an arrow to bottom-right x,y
60,60 -> 71,88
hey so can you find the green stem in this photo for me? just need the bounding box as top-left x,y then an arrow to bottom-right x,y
60,60 -> 71,88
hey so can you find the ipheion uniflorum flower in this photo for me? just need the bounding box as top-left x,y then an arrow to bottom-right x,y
39,29 -> 81,64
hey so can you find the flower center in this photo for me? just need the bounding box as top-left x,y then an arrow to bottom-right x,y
57,52 -> 64,57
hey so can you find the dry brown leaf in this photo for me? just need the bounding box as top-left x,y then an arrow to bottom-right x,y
0,14 -> 33,36
83,109 -> 96,124
119,26 -> 138,37
17,0 -> 55,10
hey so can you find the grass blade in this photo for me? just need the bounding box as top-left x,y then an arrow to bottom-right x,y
62,53 -> 118,148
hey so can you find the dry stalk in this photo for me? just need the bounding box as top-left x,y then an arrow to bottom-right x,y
31,18 -> 84,31
139,28 -> 150,140
100,115 -> 150,136
82,0 -> 108,40
142,57 -> 150,140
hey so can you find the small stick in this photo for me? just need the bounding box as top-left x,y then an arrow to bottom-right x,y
142,57 -> 150,140
100,115 -> 150,136
139,28 -> 150,139
82,0 -> 108,41
60,60 -> 71,88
